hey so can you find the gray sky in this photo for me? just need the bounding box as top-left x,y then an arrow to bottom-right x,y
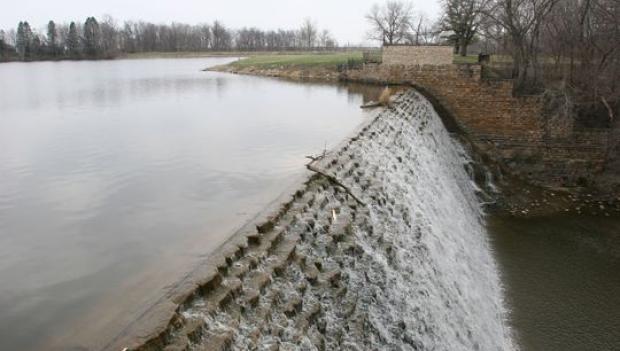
1,0 -> 441,45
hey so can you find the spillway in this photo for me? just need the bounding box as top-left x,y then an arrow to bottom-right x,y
121,89 -> 516,351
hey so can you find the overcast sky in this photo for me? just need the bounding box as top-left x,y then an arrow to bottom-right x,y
1,0 -> 441,45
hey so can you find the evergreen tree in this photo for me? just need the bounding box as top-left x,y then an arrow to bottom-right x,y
47,20 -> 57,56
83,17 -> 101,57
67,22 -> 79,57
22,22 -> 33,59
0,30 -> 6,59
16,22 -> 25,59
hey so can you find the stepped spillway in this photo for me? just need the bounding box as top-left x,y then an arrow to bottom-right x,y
121,90 -> 515,351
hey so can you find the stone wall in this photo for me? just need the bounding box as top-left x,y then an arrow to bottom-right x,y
344,64 -> 612,187
382,46 -> 454,66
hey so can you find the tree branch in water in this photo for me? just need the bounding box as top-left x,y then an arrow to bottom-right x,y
306,162 -> 366,206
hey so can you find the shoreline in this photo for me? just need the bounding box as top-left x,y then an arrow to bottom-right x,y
0,50 -> 361,64
207,64 -> 342,83
207,61 -> 620,216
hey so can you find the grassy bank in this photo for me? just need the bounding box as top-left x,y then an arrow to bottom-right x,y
208,52 -> 364,82
225,52 -> 478,68
208,51 -> 482,82
228,52 -> 363,69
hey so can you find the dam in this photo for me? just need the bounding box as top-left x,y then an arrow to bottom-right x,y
5,57 -> 617,350
114,90 -> 516,350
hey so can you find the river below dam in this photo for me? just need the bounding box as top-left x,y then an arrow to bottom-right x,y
0,57 -> 619,351
489,214 -> 620,350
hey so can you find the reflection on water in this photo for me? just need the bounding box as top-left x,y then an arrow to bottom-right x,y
488,215 -> 620,351
0,58 -> 380,350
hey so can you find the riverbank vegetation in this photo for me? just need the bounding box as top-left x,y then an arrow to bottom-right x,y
364,0 -> 618,176
0,17 -> 343,62
363,0 -> 618,103
456,0 -> 619,177
215,51 -> 476,73
436,0 -> 620,103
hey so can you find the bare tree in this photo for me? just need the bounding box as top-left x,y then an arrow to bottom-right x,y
299,18 -> 318,48
318,29 -> 335,49
100,15 -> 119,57
541,0 -> 619,96
485,0 -> 561,91
211,21 -> 231,50
405,13 -> 431,45
442,0 -> 489,56
366,1 -> 414,45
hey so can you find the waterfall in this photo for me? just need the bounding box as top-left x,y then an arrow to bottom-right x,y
317,89 -> 517,350
137,89 -> 517,351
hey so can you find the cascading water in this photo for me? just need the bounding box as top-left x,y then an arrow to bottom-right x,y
319,90 -> 517,350
129,89 -> 516,351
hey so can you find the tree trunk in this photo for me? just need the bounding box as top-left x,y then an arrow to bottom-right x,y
459,37 -> 468,56
513,49 -> 530,94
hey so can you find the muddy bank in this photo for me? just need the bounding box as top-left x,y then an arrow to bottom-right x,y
488,179 -> 620,218
462,140 -> 620,219
207,64 -> 342,82
110,90 -> 514,350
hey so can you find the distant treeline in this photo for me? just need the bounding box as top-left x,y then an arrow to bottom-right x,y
0,16 -> 338,62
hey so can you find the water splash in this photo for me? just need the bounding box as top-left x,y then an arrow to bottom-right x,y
319,90 -> 516,350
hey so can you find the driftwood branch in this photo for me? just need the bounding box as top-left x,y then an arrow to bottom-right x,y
306,163 -> 366,206
305,155 -> 324,162
360,101 -> 382,109
305,148 -> 328,162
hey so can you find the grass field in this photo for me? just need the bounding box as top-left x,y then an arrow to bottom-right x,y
127,51 -> 483,66
453,55 -> 479,64
229,52 -> 364,69
232,52 -> 480,67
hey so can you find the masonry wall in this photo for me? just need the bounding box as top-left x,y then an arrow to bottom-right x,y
344,64 -> 611,187
382,46 -> 454,66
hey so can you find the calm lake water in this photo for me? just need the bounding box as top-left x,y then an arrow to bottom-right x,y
489,214 -> 620,350
0,58 -> 379,350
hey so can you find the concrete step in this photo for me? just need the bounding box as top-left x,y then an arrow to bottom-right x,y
161,318 -> 205,351
190,277 -> 242,316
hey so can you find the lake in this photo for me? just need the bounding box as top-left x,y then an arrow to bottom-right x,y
0,57 -> 379,350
